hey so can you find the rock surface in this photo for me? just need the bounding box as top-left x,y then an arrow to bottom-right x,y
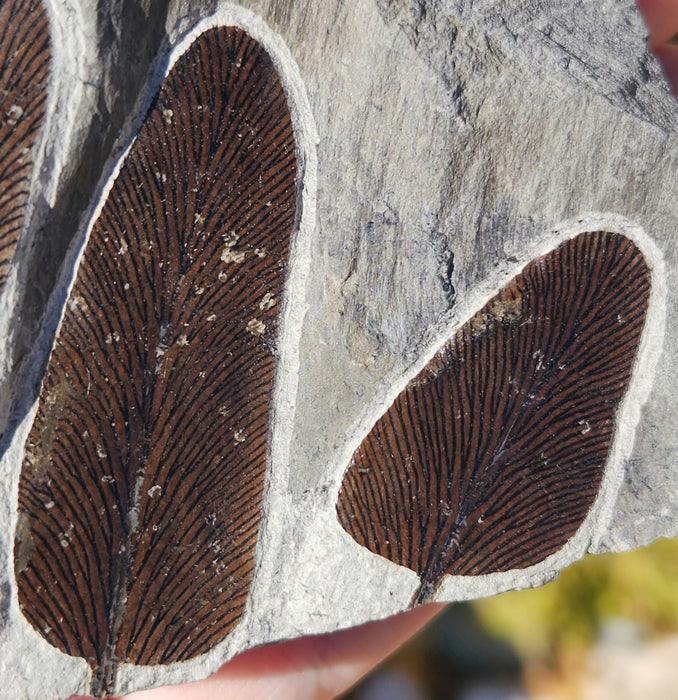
0,0 -> 676,696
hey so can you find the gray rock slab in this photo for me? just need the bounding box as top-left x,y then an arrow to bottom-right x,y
0,0 -> 676,696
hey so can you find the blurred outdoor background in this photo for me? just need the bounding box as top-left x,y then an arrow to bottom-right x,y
341,537 -> 678,700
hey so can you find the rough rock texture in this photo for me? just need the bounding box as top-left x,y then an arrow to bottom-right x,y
0,0 -> 676,696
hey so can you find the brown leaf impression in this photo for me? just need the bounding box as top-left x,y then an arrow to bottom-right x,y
337,231 -> 652,604
14,25 -> 298,694
0,0 -> 50,295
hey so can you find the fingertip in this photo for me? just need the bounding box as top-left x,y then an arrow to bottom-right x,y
637,0 -> 678,45
71,605 -> 445,700
652,42 -> 678,95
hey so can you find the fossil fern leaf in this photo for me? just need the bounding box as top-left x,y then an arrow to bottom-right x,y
0,0 -> 50,294
336,232 -> 651,604
15,25 -> 297,694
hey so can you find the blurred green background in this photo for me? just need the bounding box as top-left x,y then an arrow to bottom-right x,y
341,537 -> 678,699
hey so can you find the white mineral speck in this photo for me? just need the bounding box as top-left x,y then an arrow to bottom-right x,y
259,293 -> 276,311
221,247 -> 246,264
8,104 -> 23,123
148,485 -> 162,498
247,318 -> 266,335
